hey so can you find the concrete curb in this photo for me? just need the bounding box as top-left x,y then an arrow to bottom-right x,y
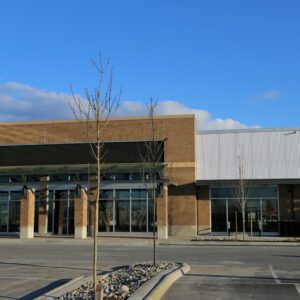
129,263 -> 190,300
34,276 -> 86,299
34,263 -> 190,300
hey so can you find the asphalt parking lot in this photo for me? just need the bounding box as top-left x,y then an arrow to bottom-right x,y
0,238 -> 299,299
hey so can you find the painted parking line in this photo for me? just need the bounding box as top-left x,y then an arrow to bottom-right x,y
294,283 -> 300,295
269,265 -> 281,284
0,276 -> 57,281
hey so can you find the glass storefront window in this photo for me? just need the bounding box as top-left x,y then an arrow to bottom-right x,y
33,186 -> 153,235
211,186 -> 279,235
262,198 -> 278,233
0,200 -> 8,232
99,200 -> 113,232
100,190 -> 113,200
115,200 -> 130,232
132,189 -> 147,199
116,190 -> 130,200
0,191 -> 21,233
131,199 -> 146,232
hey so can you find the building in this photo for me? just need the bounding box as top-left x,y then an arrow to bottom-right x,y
0,115 -> 299,239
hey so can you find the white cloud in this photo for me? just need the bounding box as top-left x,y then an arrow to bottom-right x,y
0,82 -> 254,130
117,100 -> 251,130
0,82 -> 76,121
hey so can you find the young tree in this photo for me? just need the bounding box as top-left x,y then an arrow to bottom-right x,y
70,52 -> 121,297
234,155 -> 251,240
140,98 -> 164,266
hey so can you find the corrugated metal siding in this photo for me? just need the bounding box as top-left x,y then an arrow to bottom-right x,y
196,129 -> 300,180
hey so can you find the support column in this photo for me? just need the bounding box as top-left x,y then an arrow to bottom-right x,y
58,193 -> 64,235
20,188 -> 35,239
39,177 -> 48,235
157,185 -> 168,239
75,188 -> 88,239
89,184 -> 97,236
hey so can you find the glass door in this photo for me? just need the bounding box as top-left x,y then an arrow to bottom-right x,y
246,199 -> 261,235
47,190 -> 74,235
131,190 -> 147,232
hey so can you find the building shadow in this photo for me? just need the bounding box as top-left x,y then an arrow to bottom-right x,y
18,279 -> 70,300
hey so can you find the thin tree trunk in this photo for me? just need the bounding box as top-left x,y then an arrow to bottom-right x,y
94,155 -> 101,296
242,208 -> 245,241
153,184 -> 156,266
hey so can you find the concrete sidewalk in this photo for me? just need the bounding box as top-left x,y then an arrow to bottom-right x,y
159,235 -> 300,247
1,234 -> 300,247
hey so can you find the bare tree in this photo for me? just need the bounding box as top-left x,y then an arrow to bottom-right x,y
70,52 -> 121,297
139,98 -> 165,265
234,155 -> 252,240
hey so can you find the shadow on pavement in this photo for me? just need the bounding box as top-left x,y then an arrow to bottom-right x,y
275,255 -> 300,258
19,279 -> 70,300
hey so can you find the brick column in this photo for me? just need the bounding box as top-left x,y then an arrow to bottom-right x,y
39,177 -> 49,235
157,185 -> 168,239
197,185 -> 211,235
20,188 -> 35,239
74,188 -> 88,239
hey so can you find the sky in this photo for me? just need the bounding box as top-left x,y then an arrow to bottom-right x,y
0,0 -> 299,130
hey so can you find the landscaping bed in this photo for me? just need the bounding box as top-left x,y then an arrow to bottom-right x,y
59,262 -> 180,300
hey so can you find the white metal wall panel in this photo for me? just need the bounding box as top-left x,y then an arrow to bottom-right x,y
196,129 -> 300,180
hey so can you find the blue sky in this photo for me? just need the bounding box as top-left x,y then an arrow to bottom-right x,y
0,0 -> 299,129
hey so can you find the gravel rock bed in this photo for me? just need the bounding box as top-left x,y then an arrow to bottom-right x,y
60,262 -> 180,300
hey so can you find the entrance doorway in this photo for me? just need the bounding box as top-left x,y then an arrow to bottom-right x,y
35,190 -> 74,235
48,190 -> 74,235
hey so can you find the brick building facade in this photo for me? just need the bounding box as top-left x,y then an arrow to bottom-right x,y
0,115 -> 299,238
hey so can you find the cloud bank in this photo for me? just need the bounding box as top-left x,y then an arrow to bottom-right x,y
117,100 -> 249,130
0,82 -> 252,130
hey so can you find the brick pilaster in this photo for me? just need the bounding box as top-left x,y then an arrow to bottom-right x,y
74,188 -> 88,239
157,185 -> 168,239
20,188 -> 35,239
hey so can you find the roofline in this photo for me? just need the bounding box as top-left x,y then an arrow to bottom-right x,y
197,126 -> 300,135
0,114 -> 195,126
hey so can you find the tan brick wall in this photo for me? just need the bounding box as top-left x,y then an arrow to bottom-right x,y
197,186 -> 211,234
